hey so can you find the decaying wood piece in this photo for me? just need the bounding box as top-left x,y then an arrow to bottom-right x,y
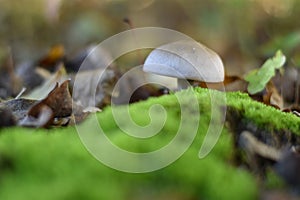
239,131 -> 282,161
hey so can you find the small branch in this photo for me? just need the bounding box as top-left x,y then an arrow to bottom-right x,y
239,131 -> 282,161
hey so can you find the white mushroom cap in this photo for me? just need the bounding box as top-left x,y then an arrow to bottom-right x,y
143,40 -> 224,83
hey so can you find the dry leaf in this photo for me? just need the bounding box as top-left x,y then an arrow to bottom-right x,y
71,68 -> 116,108
283,105 -> 300,118
19,105 -> 53,128
26,80 -> 86,127
38,45 -> 65,70
1,79 -> 90,128
193,74 -> 244,91
24,64 -> 68,100
263,81 -> 284,109
28,80 -> 73,118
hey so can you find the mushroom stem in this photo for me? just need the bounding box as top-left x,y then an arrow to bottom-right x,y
177,79 -> 190,90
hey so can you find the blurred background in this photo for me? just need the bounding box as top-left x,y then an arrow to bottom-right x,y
0,0 -> 300,75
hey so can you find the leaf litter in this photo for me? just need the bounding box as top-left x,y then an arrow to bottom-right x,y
1,80 -> 86,128
0,44 -> 169,128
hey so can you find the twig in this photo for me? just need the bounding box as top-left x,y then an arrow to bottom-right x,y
239,131 -> 282,161
15,87 -> 26,99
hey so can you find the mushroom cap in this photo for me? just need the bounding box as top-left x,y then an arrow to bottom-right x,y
143,40 -> 224,82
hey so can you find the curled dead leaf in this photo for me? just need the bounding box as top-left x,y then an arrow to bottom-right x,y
263,81 -> 284,109
28,80 -> 73,118
19,105 -> 53,128
25,80 -> 86,127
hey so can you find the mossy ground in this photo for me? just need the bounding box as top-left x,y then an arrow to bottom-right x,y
0,88 -> 299,200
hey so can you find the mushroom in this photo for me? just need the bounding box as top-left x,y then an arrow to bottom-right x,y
143,40 -> 224,90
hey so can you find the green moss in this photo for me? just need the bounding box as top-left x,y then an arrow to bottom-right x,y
224,90 -> 300,134
0,88 -> 299,199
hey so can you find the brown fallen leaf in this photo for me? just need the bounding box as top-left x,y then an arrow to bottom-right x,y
28,80 -> 74,119
293,110 -> 300,117
263,81 -> 284,110
19,105 -> 53,128
223,75 -> 242,85
283,105 -> 300,118
38,45 -> 65,71
26,80 -> 86,127
1,79 -> 90,128
193,75 -> 243,91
